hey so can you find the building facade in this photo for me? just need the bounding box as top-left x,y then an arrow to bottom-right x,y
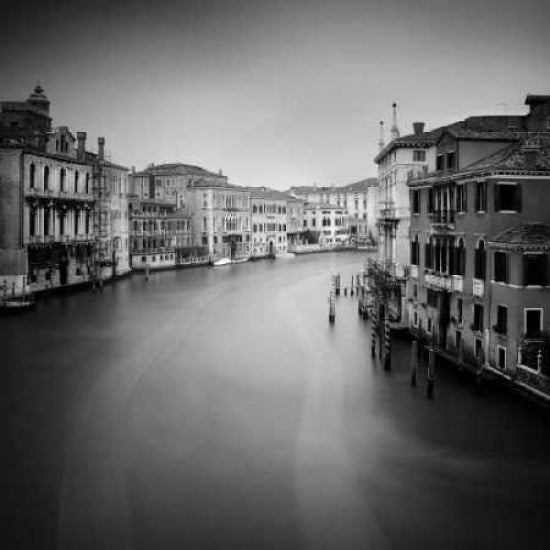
0,86 -> 130,295
248,188 -> 288,257
407,95 -> 550,388
303,203 -> 349,245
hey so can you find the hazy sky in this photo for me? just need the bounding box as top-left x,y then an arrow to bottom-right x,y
1,0 -> 548,188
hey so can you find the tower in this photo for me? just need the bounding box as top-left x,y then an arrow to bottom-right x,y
390,102 -> 399,141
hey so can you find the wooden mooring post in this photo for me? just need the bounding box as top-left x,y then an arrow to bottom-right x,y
383,313 -> 391,371
328,291 -> 336,324
427,347 -> 435,398
410,340 -> 418,387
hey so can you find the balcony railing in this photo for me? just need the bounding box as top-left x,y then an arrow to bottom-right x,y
451,275 -> 463,293
428,209 -> 455,226
424,273 -> 452,291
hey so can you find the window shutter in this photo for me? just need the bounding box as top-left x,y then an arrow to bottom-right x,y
515,184 -> 522,212
542,255 -> 548,286
463,185 -> 468,212
494,184 -> 501,211
449,245 -> 456,275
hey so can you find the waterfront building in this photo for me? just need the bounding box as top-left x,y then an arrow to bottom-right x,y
246,187 -> 288,257
129,198 -> 192,270
187,180 -> 251,259
285,196 -> 306,248
288,178 -> 377,245
303,203 -> 349,246
407,94 -> 550,388
0,86 -> 130,295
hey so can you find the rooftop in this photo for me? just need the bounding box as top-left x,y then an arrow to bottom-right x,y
134,163 -> 223,178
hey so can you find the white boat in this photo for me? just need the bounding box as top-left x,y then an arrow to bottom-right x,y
213,257 -> 232,266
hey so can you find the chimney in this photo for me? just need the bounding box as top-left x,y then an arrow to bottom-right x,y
378,121 -> 385,151
390,102 -> 400,140
413,122 -> 425,136
98,137 -> 105,161
77,131 -> 86,161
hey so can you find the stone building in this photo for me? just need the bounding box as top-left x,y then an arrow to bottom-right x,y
129,198 -> 192,270
187,180 -> 251,259
303,203 -> 349,245
288,177 -> 377,244
0,86 -> 130,295
285,196 -> 305,247
407,94 -> 550,387
247,187 -> 288,257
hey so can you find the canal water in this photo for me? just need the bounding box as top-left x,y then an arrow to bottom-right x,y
2,251 -> 550,550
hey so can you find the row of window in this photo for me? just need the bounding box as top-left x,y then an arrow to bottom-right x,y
411,182 -> 522,215
29,207 -> 91,237
252,204 -> 287,214
29,163 -> 91,194
253,223 -> 286,232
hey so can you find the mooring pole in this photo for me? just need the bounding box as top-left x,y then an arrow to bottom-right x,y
371,317 -> 377,358
383,311 -> 391,371
427,347 -> 435,398
328,291 -> 336,324
411,340 -> 418,387
350,275 -> 354,296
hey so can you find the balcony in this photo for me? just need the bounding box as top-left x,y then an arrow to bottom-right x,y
410,265 -> 418,278
429,210 -> 455,233
451,275 -> 463,293
473,278 -> 485,297
424,273 -> 452,291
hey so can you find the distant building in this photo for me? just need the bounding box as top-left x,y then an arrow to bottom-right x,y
129,198 -> 192,270
0,86 -> 130,295
303,203 -> 349,246
285,196 -> 306,247
247,187 -> 288,257
407,94 -> 550,388
288,177 -> 377,245
187,180 -> 251,259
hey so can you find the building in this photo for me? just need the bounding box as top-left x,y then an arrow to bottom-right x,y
303,203 -> 349,246
129,198 -> 192,270
407,94 -> 550,391
247,187 -> 288,257
288,178 -> 377,244
286,196 -> 306,248
130,162 -> 227,208
187,180 -> 251,259
0,86 -> 130,295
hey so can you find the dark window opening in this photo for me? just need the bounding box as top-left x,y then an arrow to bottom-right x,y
456,184 -> 467,212
413,150 -> 426,162
474,241 -> 486,279
473,304 -> 484,332
446,151 -> 456,169
525,309 -> 542,338
475,182 -> 487,212
494,251 -> 508,283
495,183 -> 522,212
411,190 -> 420,214
524,254 -> 548,286
436,155 -> 444,171
496,306 -> 507,335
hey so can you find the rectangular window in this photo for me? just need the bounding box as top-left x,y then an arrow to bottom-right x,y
436,155 -> 444,171
427,289 -> 438,308
456,330 -> 462,352
524,254 -> 548,286
475,182 -> 487,212
457,298 -> 463,324
524,309 -> 542,338
456,184 -> 467,213
495,183 -> 522,212
411,189 -> 420,214
473,304 -> 484,332
475,338 -> 483,360
446,151 -> 456,169
428,188 -> 434,213
496,305 -> 507,334
497,346 -> 506,370
494,251 -> 508,283
413,150 -> 426,162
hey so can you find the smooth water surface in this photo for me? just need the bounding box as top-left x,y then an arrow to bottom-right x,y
2,252 -> 550,549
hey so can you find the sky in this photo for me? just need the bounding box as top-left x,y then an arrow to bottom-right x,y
0,0 -> 548,189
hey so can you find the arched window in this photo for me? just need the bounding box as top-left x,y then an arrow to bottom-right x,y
44,208 -> 50,236
29,206 -> 37,236
455,237 -> 466,276
75,171 -> 79,193
59,210 -> 66,235
85,173 -> 90,194
44,166 -> 50,190
253,205 -> 257,213
474,239 -> 486,279
253,224 -> 257,233
29,163 -> 36,189
411,235 -> 419,265
60,168 -> 66,192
